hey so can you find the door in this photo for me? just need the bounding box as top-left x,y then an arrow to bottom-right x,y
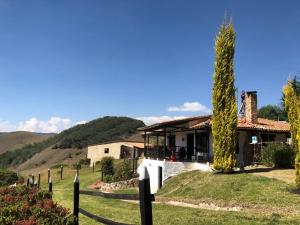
196,133 -> 209,161
186,134 -> 194,160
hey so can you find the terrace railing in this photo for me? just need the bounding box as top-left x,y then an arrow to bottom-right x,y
145,146 -> 210,162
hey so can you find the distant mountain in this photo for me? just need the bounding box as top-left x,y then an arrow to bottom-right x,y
0,116 -> 144,169
0,131 -> 53,155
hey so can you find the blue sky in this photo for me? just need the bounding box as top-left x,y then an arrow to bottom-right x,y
0,0 -> 299,132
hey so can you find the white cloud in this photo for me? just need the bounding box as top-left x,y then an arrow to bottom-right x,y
136,116 -> 187,125
17,117 -> 74,133
167,102 -> 211,113
75,120 -> 87,125
0,117 -> 88,133
0,120 -> 16,132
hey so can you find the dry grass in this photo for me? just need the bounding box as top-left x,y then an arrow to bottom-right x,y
245,165 -> 295,184
0,131 -> 52,154
17,147 -> 87,175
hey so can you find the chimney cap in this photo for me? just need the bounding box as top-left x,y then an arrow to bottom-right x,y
246,91 -> 257,94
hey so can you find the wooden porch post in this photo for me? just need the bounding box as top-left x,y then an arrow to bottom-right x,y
164,127 -> 167,158
144,131 -> 147,157
194,130 -> 197,160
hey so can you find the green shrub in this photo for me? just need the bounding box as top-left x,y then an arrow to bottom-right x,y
261,143 -> 294,168
79,158 -> 91,166
72,163 -> 81,169
51,163 -> 68,169
100,157 -> 114,182
0,186 -> 73,224
103,175 -> 114,183
0,169 -> 19,187
113,160 -> 133,181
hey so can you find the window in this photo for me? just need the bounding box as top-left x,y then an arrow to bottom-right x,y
104,148 -> 109,154
260,133 -> 276,142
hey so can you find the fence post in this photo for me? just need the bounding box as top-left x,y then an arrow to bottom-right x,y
101,164 -> 104,182
138,165 -> 153,225
77,164 -> 79,176
73,174 -> 79,225
132,158 -> 135,174
38,173 -> 41,189
32,175 -> 35,188
60,165 -> 63,180
27,178 -> 29,187
48,168 -> 51,184
93,162 -> 95,173
48,176 -> 52,192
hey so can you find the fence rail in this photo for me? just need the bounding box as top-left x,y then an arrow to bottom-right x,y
74,165 -> 154,225
79,190 -> 140,200
26,161 -> 152,225
79,208 -> 134,225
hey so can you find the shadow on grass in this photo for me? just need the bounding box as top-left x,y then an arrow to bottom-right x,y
242,167 -> 274,174
287,187 -> 300,195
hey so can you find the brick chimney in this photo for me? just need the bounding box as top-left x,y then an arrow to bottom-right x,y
245,91 -> 258,123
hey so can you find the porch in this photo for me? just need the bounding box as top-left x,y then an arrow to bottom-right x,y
138,116 -> 213,163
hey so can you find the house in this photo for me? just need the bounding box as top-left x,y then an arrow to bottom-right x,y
87,140 -> 144,167
138,91 -> 290,193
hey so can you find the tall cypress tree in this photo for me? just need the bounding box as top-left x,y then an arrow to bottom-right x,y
283,80 -> 300,187
212,20 -> 237,172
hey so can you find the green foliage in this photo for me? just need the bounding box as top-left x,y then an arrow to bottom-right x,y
79,158 -> 91,166
100,157 -> 115,182
0,169 -> 19,187
212,19 -> 237,172
283,79 -> 300,187
258,105 -> 287,121
113,160 -> 133,181
0,116 -> 144,168
282,76 -> 300,108
261,143 -> 294,168
72,163 -> 81,170
51,163 -> 68,169
0,186 -> 73,224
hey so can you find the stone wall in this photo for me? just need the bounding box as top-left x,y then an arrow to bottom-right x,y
98,178 -> 139,192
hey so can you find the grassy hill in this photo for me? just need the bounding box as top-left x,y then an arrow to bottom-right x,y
0,131 -> 52,155
157,170 -> 300,211
0,116 -> 144,170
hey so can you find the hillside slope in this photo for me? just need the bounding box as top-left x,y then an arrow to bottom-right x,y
0,116 -> 144,170
0,131 -> 52,154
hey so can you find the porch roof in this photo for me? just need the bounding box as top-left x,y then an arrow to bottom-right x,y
138,115 -> 290,134
138,115 -> 211,133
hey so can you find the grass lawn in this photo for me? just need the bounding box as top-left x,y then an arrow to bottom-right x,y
157,170 -> 300,212
34,166 -> 300,225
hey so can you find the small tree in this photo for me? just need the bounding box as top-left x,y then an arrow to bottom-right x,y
283,79 -> 300,187
100,157 -> 115,182
212,19 -> 237,172
283,80 -> 299,150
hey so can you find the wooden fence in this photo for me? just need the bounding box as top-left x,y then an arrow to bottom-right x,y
73,165 -> 154,225
26,159 -> 150,225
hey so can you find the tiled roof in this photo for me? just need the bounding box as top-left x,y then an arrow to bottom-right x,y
237,118 -> 290,133
139,114 -> 290,133
192,117 -> 290,133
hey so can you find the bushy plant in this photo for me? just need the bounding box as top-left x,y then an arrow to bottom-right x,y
113,160 -> 133,181
0,169 -> 20,187
79,158 -> 91,166
0,186 -> 73,224
100,157 -> 115,182
51,164 -> 68,169
261,143 -> 294,168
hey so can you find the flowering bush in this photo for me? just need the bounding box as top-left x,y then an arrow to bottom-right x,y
0,186 -> 73,225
